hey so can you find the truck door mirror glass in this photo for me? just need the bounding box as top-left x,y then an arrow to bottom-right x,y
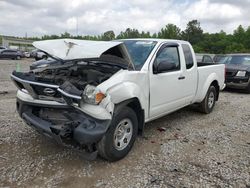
155,60 -> 177,73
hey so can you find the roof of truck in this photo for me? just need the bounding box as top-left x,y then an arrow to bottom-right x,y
120,38 -> 190,44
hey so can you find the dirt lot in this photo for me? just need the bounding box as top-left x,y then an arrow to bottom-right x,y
0,59 -> 250,188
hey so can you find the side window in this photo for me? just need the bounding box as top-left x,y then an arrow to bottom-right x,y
203,55 -> 213,63
154,46 -> 180,73
182,44 -> 194,69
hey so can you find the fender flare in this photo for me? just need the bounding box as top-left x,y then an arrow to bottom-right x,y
113,98 -> 145,136
198,73 -> 219,102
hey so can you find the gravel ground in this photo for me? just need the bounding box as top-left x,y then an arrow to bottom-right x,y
0,59 -> 250,188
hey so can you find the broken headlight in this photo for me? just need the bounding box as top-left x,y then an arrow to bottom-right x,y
82,85 -> 105,105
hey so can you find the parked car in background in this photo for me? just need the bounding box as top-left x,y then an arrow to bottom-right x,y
11,39 -> 225,161
0,46 -> 7,50
214,54 -> 229,64
0,49 -> 24,60
23,51 -> 31,58
196,53 -> 215,64
220,54 -> 250,93
30,49 -> 47,60
30,58 -> 62,70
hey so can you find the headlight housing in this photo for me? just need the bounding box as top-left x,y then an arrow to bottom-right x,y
82,85 -> 105,105
236,71 -> 246,77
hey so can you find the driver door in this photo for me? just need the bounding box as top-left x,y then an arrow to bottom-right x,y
149,43 -> 187,119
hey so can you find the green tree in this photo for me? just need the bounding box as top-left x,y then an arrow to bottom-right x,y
233,25 -> 245,44
116,28 -> 141,39
158,24 -> 181,39
102,30 -> 115,41
244,26 -> 250,51
182,20 -> 203,45
60,32 -> 71,38
198,31 -> 231,54
141,31 -> 151,38
226,42 -> 246,53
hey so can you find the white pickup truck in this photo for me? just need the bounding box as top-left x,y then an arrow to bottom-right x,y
11,39 -> 225,161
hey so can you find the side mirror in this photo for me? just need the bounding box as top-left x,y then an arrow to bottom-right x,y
153,43 -> 179,74
157,61 -> 176,73
153,59 -> 177,74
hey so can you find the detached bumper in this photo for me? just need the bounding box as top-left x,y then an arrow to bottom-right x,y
16,97 -> 111,146
226,77 -> 250,90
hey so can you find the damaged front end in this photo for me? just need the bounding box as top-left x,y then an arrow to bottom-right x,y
11,39 -> 133,159
18,97 -> 110,159
11,64 -> 115,159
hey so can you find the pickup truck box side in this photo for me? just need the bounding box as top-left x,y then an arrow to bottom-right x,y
195,65 -> 225,102
11,39 -> 225,161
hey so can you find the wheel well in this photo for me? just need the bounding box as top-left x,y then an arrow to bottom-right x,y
211,80 -> 219,100
115,98 -> 145,136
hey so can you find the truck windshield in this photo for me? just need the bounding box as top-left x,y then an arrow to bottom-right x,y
225,55 -> 250,65
122,40 -> 157,70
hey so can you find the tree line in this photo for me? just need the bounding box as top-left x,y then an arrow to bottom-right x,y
25,20 -> 250,54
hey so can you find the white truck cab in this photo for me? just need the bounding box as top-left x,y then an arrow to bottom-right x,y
11,39 -> 225,161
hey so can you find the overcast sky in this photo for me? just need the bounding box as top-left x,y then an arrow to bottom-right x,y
0,0 -> 250,37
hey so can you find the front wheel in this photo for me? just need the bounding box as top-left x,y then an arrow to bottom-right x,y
97,106 -> 138,161
16,55 -> 21,60
200,85 -> 217,114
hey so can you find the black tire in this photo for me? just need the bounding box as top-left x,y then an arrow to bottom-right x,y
97,106 -> 138,162
16,56 -> 21,60
200,85 -> 217,114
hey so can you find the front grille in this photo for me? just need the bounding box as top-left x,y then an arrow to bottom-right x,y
31,85 -> 62,98
11,74 -> 64,102
226,71 -> 237,77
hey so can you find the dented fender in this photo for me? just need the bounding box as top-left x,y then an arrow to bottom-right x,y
98,70 -> 149,119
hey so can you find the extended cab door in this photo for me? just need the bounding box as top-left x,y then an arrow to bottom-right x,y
149,43 -> 190,119
180,44 -> 198,103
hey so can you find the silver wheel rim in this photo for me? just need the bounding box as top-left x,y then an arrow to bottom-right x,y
113,118 -> 133,151
208,91 -> 215,108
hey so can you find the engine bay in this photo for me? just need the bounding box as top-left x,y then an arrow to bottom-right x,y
34,63 -> 118,90
11,57 -> 125,104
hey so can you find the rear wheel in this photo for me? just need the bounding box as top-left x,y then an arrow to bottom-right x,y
200,85 -> 217,114
97,106 -> 138,161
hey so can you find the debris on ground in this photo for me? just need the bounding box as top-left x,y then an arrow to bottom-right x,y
0,91 -> 8,95
157,127 -> 167,132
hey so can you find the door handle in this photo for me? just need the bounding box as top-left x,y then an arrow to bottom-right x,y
178,76 -> 185,80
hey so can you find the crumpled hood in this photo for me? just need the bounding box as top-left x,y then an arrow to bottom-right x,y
33,39 -> 133,68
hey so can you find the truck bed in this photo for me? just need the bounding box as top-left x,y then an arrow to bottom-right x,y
197,62 -> 215,67
195,63 -> 225,102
